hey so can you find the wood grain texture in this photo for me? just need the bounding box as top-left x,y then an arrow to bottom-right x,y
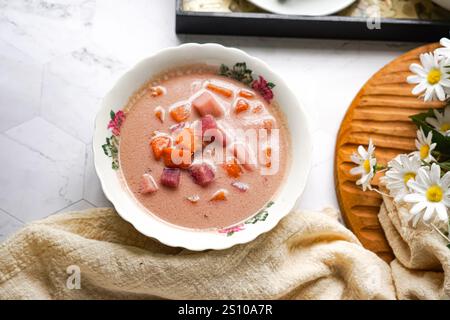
335,43 -> 444,263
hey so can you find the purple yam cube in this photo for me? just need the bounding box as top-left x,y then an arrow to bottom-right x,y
189,162 -> 215,187
161,168 -> 181,188
201,115 -> 222,145
201,115 -> 217,134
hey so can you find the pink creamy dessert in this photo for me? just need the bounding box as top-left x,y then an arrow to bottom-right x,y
119,65 -> 290,229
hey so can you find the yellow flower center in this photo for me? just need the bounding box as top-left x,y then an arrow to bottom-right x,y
440,123 -> 450,132
427,69 -> 441,85
403,172 -> 416,185
425,185 -> 443,202
420,144 -> 430,160
363,159 -> 371,173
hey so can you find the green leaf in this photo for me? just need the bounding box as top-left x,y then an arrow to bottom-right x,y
110,110 -> 115,120
258,212 -> 269,222
227,231 -> 234,237
245,212 -> 264,224
447,243 -> 450,250
219,62 -> 254,86
219,64 -> 229,76
438,161 -> 450,173
102,144 -> 110,156
267,82 -> 276,89
112,160 -> 119,170
245,201 -> 273,224
233,62 -> 250,75
102,135 -> 120,169
410,108 -> 450,156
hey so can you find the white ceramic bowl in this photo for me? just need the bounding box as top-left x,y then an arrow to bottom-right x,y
93,43 -> 312,251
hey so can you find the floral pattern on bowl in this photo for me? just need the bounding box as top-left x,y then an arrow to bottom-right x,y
219,201 -> 274,236
93,43 -> 312,251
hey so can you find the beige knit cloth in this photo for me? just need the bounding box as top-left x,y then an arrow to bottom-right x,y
379,195 -> 450,300
0,202 -> 447,299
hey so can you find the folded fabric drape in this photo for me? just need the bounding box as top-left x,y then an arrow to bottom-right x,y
379,195 -> 450,300
1,200 -> 448,300
0,208 -> 396,300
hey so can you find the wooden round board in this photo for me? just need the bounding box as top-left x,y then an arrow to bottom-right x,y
335,43 -> 444,263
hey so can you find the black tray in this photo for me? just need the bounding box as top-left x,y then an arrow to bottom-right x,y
175,0 -> 450,42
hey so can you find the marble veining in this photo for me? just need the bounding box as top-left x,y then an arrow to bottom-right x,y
57,199 -> 94,213
0,0 -> 418,242
0,208 -> 24,241
83,144 -> 112,207
0,117 -> 85,222
41,45 -> 126,143
0,39 -> 42,132
0,0 -> 95,63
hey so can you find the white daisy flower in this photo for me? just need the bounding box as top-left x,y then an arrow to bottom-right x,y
411,128 -> 436,163
350,139 -> 377,191
407,52 -> 450,101
435,37 -> 450,59
425,105 -> 450,137
384,154 -> 422,202
404,163 -> 450,227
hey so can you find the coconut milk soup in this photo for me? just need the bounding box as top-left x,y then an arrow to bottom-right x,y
118,65 -> 290,229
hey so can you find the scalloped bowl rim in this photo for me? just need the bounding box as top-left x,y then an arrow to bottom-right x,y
93,43 -> 312,251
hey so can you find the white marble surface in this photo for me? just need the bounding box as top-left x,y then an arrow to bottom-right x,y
0,0 -> 419,242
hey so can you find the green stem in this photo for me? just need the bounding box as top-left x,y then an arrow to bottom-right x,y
432,151 -> 450,162
367,185 -> 391,198
431,223 -> 450,244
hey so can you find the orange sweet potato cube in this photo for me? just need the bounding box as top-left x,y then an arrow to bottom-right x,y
238,89 -> 255,99
170,104 -> 191,123
175,128 -> 201,153
223,159 -> 242,178
234,99 -> 249,114
206,83 -> 233,98
150,135 -> 171,160
162,147 -> 191,169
